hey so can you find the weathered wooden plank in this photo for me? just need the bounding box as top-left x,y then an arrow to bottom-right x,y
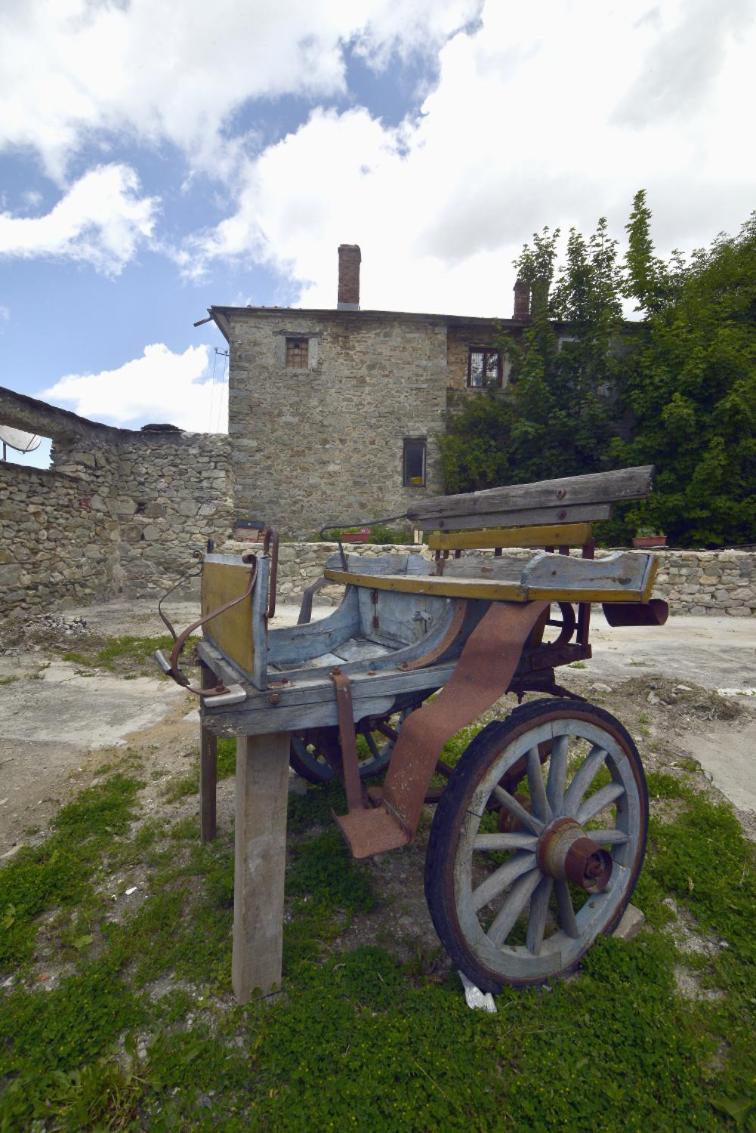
416,503 -> 612,532
324,550 -> 658,605
408,465 -> 654,522
207,696 -> 399,738
426,522 -> 593,551
325,567 -> 528,602
199,662 -> 218,843
198,653 -> 459,735
522,550 -> 652,592
269,591 -> 468,676
268,587 -> 360,662
201,560 -> 255,675
437,555 -> 528,580
232,732 -> 290,1002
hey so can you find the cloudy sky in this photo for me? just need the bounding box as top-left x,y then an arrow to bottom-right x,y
1,0 -> 754,464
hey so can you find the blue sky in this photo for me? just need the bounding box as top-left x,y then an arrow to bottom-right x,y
1,0 -> 754,466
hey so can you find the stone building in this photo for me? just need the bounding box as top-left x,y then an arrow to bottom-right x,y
208,245 -> 533,536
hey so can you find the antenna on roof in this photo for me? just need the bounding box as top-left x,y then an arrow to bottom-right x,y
0,425 -> 42,462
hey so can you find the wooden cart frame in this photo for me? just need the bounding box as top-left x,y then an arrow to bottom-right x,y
157,465 -> 668,1000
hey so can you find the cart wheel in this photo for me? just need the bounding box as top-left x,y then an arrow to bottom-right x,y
289,714 -> 405,785
425,698 -> 647,992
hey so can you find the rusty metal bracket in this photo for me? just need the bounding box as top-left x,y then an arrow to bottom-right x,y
154,557 -> 257,700
329,668 -> 365,813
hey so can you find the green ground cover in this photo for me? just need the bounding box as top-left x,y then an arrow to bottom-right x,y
0,743 -> 753,1131
62,635 -> 179,676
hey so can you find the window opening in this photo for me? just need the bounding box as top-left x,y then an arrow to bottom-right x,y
403,437 -> 426,487
285,337 -> 309,368
467,347 -> 502,388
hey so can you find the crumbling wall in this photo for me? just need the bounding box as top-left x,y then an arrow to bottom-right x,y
52,429 -> 232,597
0,388 -> 232,621
0,463 -> 118,616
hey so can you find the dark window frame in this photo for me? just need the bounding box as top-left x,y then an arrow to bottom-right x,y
467,346 -> 502,388
285,336 -> 309,369
402,437 -> 427,487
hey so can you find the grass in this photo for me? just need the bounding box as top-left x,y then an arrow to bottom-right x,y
0,741 -> 754,1131
62,634 -> 183,675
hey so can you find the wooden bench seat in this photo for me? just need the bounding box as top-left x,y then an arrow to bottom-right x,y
324,549 -> 658,605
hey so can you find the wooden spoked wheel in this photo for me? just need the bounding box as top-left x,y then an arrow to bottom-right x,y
538,602 -> 577,648
425,699 -> 647,992
289,714 -> 404,785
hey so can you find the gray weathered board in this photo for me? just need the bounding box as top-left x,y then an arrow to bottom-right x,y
407,465 -> 654,529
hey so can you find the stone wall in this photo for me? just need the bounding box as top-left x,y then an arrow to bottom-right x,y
225,309 -> 449,536
0,388 -> 233,620
0,464 -> 118,615
266,544 -> 756,618
51,429 -> 232,597
653,550 -> 754,617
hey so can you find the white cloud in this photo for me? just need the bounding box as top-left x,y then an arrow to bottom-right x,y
0,165 -> 157,275
41,343 -> 228,433
182,0 -> 756,315
0,0 -> 480,180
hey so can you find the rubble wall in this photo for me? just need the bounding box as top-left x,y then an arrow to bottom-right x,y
0,463 -> 118,617
0,389 -> 233,621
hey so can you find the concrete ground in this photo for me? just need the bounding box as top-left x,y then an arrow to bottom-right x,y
0,598 -> 753,857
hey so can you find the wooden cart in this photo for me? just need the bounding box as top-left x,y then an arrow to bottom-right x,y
157,466 -> 668,999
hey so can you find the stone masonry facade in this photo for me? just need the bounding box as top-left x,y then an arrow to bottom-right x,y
222,308 -> 450,535
215,305 -> 526,538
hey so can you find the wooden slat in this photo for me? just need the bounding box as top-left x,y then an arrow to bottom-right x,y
324,551 -> 658,605
325,568 -> 526,602
427,522 -> 593,551
408,465 -> 654,523
232,732 -> 289,1002
199,662 -> 218,843
201,561 -> 254,675
417,503 -> 611,532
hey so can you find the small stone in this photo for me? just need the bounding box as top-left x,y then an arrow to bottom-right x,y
613,904 -> 645,941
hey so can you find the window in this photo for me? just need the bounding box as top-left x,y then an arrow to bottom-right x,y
285,336 -> 309,368
403,437 -> 426,487
467,347 -> 502,388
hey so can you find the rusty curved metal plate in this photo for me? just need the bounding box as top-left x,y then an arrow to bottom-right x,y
381,600 -> 549,837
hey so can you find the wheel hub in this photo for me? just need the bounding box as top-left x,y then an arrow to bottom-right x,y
536,817 -> 613,893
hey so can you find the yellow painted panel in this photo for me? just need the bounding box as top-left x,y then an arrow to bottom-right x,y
427,522 -> 593,551
201,562 -> 255,674
323,568 -> 528,602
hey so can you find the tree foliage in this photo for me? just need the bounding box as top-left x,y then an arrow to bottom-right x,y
614,204 -> 756,546
439,192 -> 756,546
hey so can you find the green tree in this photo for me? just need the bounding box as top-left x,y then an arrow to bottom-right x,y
439,219 -> 627,491
614,213 -> 756,546
440,196 -> 755,548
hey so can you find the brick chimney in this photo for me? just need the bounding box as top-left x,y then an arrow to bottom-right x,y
337,244 -> 361,310
513,276 -> 530,320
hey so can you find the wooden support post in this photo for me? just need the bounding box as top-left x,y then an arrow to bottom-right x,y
232,732 -> 290,1003
199,663 -> 218,842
